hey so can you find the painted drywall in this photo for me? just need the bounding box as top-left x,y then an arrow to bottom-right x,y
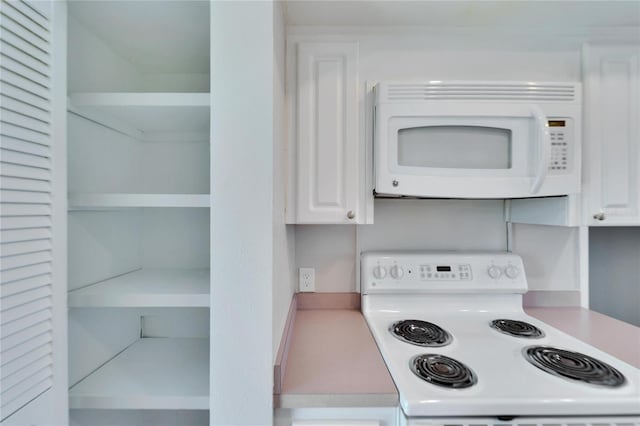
590,227 -> 640,326
67,309 -> 140,387
68,210 -> 142,290
512,225 -> 581,292
272,0 -> 297,361
296,199 -> 507,292
68,114 -> 209,194
67,113 -> 140,193
359,199 -> 507,252
210,1 -> 275,425
141,208 -> 209,269
67,4 -> 209,93
296,225 -> 357,292
139,141 -> 209,194
67,14 -> 142,92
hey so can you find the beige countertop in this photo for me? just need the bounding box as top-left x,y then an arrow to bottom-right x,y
276,294 -> 640,408
277,308 -> 398,408
526,307 -> 640,369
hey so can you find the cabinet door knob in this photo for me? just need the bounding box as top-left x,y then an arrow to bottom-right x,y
347,210 -> 355,219
593,212 -> 606,221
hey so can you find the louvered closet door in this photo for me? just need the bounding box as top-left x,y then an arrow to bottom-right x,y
0,0 -> 56,421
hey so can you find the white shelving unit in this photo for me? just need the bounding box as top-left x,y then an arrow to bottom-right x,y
68,193 -> 210,209
69,338 -> 209,410
68,269 -> 209,308
68,92 -> 210,135
66,2 -> 212,422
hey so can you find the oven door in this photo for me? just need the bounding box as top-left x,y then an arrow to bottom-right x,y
374,103 -> 551,198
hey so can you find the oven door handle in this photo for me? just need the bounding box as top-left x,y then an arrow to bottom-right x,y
530,105 -> 550,194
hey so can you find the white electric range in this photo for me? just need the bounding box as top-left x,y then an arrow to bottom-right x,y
361,252 -> 640,426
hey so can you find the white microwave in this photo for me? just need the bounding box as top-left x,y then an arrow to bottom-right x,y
374,81 -> 582,199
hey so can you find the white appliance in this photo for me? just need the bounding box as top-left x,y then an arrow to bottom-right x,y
374,81 -> 582,199
361,252 -> 640,425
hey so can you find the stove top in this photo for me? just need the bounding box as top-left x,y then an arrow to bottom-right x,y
410,353 -> 477,389
390,319 -> 452,347
491,319 -> 545,339
361,252 -> 640,418
524,345 -> 626,388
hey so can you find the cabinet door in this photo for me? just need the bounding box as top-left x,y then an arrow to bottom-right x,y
294,42 -> 360,224
0,1 -> 67,424
583,44 -> 640,226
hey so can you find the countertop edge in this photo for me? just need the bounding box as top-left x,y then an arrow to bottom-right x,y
278,392 -> 399,409
274,295 -> 298,394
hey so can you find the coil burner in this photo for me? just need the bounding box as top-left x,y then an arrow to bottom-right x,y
491,319 -> 545,339
410,354 -> 477,389
390,319 -> 452,347
524,346 -> 626,388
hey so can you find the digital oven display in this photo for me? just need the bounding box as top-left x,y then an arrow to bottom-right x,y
436,266 -> 452,272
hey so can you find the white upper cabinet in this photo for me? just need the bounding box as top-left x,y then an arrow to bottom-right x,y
583,44 -> 640,226
288,41 -> 366,224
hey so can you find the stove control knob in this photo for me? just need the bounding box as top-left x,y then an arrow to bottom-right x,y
390,265 -> 404,280
487,265 -> 503,279
372,265 -> 387,280
505,265 -> 520,279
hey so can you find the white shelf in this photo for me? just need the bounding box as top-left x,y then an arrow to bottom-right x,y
68,269 -> 210,308
69,338 -> 209,410
68,193 -> 210,209
68,92 -> 210,135
70,92 -> 210,107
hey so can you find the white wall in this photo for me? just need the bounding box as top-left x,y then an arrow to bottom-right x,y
68,210 -> 141,290
296,225 -> 357,292
589,227 -> 640,326
272,0 -> 297,361
68,114 -> 209,194
210,1 -> 275,424
513,225 -> 581,287
67,114 -> 139,193
514,224 -> 582,307
68,309 -> 140,386
296,199 -> 507,292
141,208 -> 209,269
67,14 -> 142,92
68,4 -> 209,93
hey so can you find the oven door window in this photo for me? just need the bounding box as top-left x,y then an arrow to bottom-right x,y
397,125 -> 512,169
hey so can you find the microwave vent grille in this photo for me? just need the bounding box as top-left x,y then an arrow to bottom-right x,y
382,82 -> 577,102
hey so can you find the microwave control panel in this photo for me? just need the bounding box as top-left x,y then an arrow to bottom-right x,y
548,118 -> 572,173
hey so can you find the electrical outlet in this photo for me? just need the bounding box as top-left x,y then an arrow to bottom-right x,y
299,267 -> 315,292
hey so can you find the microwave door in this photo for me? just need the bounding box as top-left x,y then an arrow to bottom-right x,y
376,108 -> 550,198
396,125 -> 512,170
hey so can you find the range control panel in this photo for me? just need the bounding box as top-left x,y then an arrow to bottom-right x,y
362,251 -> 528,294
419,263 -> 472,281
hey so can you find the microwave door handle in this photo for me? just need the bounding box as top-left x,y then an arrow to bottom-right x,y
530,105 -> 550,194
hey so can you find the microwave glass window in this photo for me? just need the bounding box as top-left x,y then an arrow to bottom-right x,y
397,126 -> 512,169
